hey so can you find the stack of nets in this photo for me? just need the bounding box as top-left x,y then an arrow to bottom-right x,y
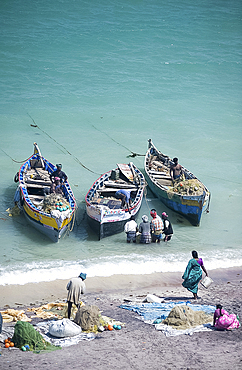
42,193 -> 70,213
74,305 -> 103,332
169,177 -> 205,196
12,321 -> 61,353
162,305 -> 213,330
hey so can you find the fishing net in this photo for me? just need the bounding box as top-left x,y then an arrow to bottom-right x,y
42,193 -> 71,213
12,321 -> 61,353
74,305 -> 102,332
170,178 -> 205,196
162,305 -> 213,330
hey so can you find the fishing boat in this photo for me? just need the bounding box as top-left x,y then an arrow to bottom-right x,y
144,139 -> 210,226
85,162 -> 145,239
14,143 -> 76,242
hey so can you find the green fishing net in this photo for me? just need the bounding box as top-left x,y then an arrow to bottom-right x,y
12,321 -> 61,353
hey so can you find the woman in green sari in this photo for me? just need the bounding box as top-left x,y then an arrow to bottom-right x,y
182,250 -> 208,299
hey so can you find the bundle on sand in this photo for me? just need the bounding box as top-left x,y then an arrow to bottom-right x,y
12,321 -> 61,353
0,309 -> 31,323
74,305 -> 102,332
162,305 -> 213,330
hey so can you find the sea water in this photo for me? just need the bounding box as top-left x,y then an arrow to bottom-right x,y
0,0 -> 241,286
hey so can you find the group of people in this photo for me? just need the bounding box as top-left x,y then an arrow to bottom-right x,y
66,261 -> 240,332
124,209 -> 173,244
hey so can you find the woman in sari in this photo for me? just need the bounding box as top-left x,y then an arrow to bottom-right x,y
182,250 -> 208,299
213,304 -> 240,330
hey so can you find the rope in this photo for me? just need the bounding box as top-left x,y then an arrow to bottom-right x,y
0,148 -> 30,164
27,113 -> 100,175
91,124 -> 145,158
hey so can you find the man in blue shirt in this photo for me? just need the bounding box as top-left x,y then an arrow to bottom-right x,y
115,189 -> 131,209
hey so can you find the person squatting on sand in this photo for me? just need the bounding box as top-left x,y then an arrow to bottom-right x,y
66,272 -> 86,319
161,212 -> 173,242
150,209 -> 163,243
139,215 -> 151,244
213,304 -> 240,330
124,215 -> 138,243
182,250 -> 208,299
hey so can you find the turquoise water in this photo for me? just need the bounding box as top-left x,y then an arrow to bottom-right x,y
0,0 -> 241,285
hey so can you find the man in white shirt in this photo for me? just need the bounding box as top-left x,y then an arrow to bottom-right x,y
124,215 -> 138,243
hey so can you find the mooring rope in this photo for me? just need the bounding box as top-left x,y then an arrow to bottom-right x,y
91,124 -> 145,158
27,113 -> 100,175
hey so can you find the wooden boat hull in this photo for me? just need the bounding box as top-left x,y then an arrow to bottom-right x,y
85,163 -> 145,239
144,140 -> 210,226
16,143 -> 76,242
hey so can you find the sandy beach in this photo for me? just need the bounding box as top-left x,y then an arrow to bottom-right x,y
0,267 -> 241,369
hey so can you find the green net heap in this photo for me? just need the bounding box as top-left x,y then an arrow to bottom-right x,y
12,321 -> 61,353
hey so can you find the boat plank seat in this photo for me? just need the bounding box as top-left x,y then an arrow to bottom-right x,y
28,195 -> 45,203
25,183 -> 50,188
156,178 -> 173,186
25,178 -> 52,186
100,187 -> 136,193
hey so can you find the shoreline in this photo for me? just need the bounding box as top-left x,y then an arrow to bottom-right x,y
0,266 -> 241,309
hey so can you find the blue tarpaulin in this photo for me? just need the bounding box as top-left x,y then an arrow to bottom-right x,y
119,301 -> 215,322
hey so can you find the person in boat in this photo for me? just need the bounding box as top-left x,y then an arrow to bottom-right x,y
66,272 -> 86,319
150,209 -> 163,243
124,215 -> 138,243
213,304 -> 240,330
50,177 -> 63,195
170,157 -> 183,183
50,164 -> 68,184
139,215 -> 151,244
115,189 -> 131,209
182,250 -> 208,299
161,212 -> 173,242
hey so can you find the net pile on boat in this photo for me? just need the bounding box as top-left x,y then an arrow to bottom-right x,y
162,305 -> 213,330
170,178 -> 205,196
41,193 -> 71,214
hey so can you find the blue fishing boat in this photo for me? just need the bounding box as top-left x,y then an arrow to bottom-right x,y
144,139 -> 210,226
14,143 -> 76,242
85,162 -> 145,239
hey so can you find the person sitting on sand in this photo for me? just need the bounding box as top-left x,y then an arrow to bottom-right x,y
182,250 -> 208,299
213,304 -> 240,330
124,215 -> 138,243
139,215 -> 151,244
66,272 -> 86,319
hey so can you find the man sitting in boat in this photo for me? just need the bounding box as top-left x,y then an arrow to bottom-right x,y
50,177 -> 63,195
170,158 -> 183,184
50,164 -> 68,184
150,209 -> 163,243
115,189 -> 131,209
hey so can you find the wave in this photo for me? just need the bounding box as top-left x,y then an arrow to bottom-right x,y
0,250 -> 241,286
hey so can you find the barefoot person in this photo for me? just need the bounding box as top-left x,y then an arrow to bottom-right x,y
66,272 -> 86,319
170,157 -> 183,184
182,251 -> 208,299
